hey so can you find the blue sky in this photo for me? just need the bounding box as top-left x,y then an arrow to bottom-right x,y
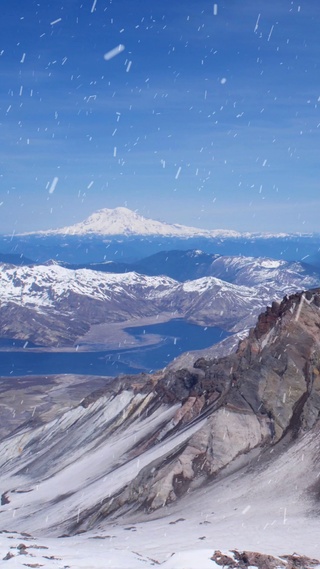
0,0 -> 319,233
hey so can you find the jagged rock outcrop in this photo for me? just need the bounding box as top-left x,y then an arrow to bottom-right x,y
73,288 -> 320,528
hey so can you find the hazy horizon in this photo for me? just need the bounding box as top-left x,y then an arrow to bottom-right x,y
3,204 -> 320,237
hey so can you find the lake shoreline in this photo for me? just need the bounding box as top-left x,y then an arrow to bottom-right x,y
0,318 -> 231,378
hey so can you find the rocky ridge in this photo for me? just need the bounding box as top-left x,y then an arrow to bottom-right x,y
0,289 -> 320,539
72,250 -> 320,287
73,288 -> 320,526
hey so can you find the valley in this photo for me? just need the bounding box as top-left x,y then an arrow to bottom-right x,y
0,255 -> 318,378
0,318 -> 229,377
1,210 -> 320,568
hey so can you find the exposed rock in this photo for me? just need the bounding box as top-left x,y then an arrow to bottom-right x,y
3,552 -> 14,561
280,553 -> 320,568
0,301 -> 89,346
17,543 -> 28,554
211,550 -> 320,569
232,550 -> 285,569
1,492 -> 10,505
80,289 -> 320,522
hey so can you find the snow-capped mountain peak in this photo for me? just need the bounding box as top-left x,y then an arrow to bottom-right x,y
22,207 -> 242,238
74,207 -> 153,236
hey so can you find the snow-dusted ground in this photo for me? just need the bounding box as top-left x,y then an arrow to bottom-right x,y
0,535 -> 242,569
1,477 -> 320,569
1,401 -> 320,568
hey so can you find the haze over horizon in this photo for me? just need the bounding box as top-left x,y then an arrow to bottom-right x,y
1,0 -> 320,234
8,205 -> 320,237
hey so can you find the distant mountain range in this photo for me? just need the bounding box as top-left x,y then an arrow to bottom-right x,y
67,249 -> 320,285
1,208 -> 320,266
21,206 -> 296,239
2,248 -> 319,286
0,253 -> 319,349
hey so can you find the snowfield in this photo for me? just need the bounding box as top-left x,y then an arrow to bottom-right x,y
1,391 -> 320,567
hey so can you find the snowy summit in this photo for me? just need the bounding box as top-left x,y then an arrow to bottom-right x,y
25,207 -> 241,238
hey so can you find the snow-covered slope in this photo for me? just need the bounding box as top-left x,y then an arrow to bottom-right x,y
68,250 -> 320,289
0,263 -> 175,309
1,532 -> 319,569
205,255 -> 316,287
22,206 -> 243,237
0,257 -> 319,347
1,290 -> 320,567
0,264 -> 178,345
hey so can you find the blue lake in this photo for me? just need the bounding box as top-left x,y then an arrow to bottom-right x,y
0,319 -> 230,377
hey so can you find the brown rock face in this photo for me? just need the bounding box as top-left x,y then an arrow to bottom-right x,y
69,289 -> 320,529
211,550 -> 320,569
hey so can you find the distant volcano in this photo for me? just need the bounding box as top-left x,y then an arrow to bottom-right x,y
22,206 -> 244,238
